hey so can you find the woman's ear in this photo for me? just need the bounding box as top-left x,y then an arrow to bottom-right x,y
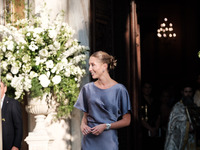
103,63 -> 108,71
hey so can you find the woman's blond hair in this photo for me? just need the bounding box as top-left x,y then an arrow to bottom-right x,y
91,51 -> 117,70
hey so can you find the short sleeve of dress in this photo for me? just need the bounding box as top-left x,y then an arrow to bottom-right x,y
74,86 -> 88,112
118,85 -> 132,116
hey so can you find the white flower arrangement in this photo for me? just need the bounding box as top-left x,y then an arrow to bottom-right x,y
0,6 -> 89,118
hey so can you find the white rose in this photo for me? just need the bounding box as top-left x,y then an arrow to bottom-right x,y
29,71 -> 38,79
47,71 -> 50,78
52,75 -> 61,85
39,74 -> 50,87
49,29 -> 57,39
7,41 -> 14,51
23,77 -> 32,91
46,60 -> 54,69
26,32 -> 31,36
1,61 -> 8,70
6,73 -> 13,80
22,54 -> 31,63
39,49 -> 48,57
11,66 -> 20,74
11,76 -> 23,88
64,68 -> 71,77
35,56 -> 41,65
22,64 -> 32,73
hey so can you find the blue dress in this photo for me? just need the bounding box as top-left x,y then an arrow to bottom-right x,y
74,82 -> 131,150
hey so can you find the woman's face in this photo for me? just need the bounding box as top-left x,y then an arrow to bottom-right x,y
89,56 -> 105,79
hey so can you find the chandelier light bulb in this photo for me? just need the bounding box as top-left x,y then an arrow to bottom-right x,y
157,33 -> 162,37
169,28 -> 173,31
157,18 -> 176,38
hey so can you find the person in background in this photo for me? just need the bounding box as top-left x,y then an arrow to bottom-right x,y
1,81 -> 23,150
159,89 -> 173,149
74,51 -> 131,150
140,82 -> 161,150
164,84 -> 196,150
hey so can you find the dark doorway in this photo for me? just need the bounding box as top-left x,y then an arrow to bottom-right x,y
90,0 -> 200,149
136,0 -> 200,93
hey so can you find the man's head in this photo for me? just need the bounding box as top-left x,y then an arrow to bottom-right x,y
182,86 -> 193,98
0,81 -> 7,99
181,85 -> 194,106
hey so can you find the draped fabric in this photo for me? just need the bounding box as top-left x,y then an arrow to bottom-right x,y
164,101 -> 196,150
74,82 -> 131,150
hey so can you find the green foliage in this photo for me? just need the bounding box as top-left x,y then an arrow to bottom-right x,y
0,1 -> 89,119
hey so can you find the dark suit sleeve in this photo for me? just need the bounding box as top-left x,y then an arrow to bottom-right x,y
11,99 -> 23,148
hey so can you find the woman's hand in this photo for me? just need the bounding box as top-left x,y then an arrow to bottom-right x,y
81,112 -> 92,135
81,123 -> 92,135
91,124 -> 106,135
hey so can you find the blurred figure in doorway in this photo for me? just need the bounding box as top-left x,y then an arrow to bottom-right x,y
140,82 -> 161,150
164,83 -> 196,150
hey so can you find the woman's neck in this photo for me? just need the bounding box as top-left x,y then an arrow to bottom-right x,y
95,77 -> 117,89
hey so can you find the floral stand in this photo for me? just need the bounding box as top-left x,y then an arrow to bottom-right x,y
25,93 -> 55,150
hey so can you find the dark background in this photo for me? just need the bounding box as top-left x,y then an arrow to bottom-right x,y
90,0 -> 200,149
136,0 -> 200,95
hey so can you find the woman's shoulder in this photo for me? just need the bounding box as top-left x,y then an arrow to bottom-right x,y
115,83 -> 127,90
81,82 -> 94,89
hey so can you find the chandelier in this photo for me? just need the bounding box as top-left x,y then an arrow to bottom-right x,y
157,18 -> 176,38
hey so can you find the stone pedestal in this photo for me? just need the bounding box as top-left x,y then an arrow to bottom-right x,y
25,93 -> 54,150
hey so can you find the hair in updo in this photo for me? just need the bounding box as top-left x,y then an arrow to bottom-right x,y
91,51 -> 117,70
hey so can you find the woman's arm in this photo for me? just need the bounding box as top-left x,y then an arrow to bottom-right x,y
108,113 -> 131,129
91,113 -> 131,135
81,112 -> 92,135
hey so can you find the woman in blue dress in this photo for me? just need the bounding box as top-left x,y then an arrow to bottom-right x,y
74,51 -> 131,150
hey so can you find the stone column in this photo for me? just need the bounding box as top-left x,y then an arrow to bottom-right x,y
66,0 -> 90,150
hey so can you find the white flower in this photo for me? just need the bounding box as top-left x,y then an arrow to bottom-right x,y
39,49 -> 49,57
52,75 -> 61,85
49,29 -> 57,39
11,76 -> 23,88
46,60 -> 54,69
26,32 -> 31,36
11,66 -> 20,75
6,40 -> 14,51
47,71 -> 50,78
35,56 -> 41,65
54,41 -> 60,49
39,74 -> 50,87
6,73 -> 13,80
23,76 -> 32,91
29,71 -> 38,79
65,68 -> 71,77
1,61 -> 8,70
22,64 -> 32,73
2,45 -> 6,52
0,4 -> 88,118
29,41 -> 38,51
22,54 -> 31,63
